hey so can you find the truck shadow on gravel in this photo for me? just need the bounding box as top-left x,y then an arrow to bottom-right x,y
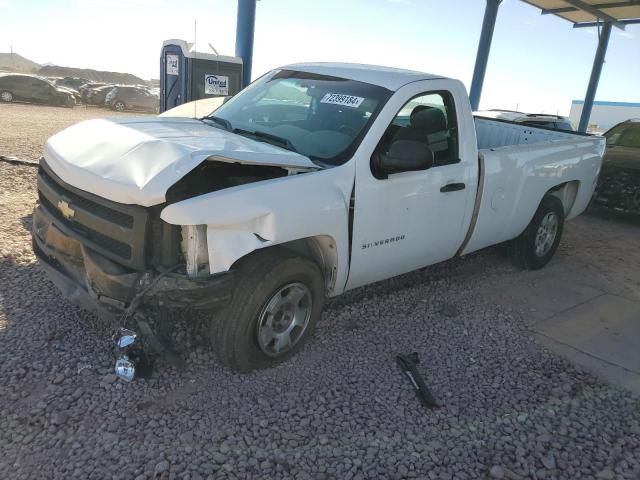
20,212 -> 33,233
326,246 -> 515,315
0,255 -> 114,359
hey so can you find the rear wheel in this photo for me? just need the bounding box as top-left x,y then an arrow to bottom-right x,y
114,100 -> 126,112
0,90 -> 14,102
510,195 -> 564,270
211,249 -> 325,372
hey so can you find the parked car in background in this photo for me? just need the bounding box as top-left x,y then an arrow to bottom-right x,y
105,86 -> 159,113
54,76 -> 90,92
594,119 -> 640,214
78,82 -> 108,102
0,73 -> 75,107
53,85 -> 81,103
85,84 -> 115,105
476,110 -> 575,131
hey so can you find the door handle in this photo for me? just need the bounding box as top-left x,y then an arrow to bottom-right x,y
440,182 -> 466,193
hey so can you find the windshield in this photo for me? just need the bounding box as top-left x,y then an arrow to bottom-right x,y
209,69 -> 391,165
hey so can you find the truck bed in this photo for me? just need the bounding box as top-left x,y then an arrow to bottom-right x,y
461,116 -> 605,256
474,116 -> 583,150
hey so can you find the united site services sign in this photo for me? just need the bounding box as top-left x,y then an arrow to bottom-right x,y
205,75 -> 229,96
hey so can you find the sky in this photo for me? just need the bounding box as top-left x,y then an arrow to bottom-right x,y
0,0 -> 638,114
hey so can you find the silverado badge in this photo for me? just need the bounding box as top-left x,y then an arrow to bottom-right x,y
57,200 -> 75,219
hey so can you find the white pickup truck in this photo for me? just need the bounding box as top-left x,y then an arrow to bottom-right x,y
32,63 -> 604,374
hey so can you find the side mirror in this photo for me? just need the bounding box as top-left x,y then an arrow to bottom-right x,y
372,140 -> 434,180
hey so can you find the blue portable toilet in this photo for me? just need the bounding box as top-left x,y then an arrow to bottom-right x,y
160,39 -> 243,113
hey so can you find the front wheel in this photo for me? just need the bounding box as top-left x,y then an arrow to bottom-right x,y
113,100 -> 126,112
0,90 -> 14,102
211,249 -> 325,372
510,195 -> 564,270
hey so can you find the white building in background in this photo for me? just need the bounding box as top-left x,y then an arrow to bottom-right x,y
570,100 -> 640,134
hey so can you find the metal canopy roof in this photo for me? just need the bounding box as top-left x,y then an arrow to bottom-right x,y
522,0 -> 640,28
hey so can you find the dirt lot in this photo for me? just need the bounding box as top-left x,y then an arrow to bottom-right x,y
0,103 -> 153,160
1,107 -> 639,479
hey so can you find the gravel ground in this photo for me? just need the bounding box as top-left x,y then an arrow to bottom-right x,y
0,103 -> 152,160
1,161 -> 639,480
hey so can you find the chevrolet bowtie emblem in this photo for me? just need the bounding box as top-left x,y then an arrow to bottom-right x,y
57,199 -> 75,219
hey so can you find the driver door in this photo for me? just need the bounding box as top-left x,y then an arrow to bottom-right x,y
345,80 -> 476,290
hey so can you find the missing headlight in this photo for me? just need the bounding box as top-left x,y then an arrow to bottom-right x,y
181,225 -> 210,278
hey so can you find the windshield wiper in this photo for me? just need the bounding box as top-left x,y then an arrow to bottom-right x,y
232,128 -> 298,153
200,117 -> 297,153
200,115 -> 233,131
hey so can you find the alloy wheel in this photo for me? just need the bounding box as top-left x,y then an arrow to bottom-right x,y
256,282 -> 313,357
534,212 -> 558,257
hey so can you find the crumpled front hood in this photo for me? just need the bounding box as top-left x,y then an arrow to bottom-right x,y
43,117 -> 319,207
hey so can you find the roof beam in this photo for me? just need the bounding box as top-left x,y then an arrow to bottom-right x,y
555,0 -> 627,29
542,1 -> 640,15
574,17 -> 640,27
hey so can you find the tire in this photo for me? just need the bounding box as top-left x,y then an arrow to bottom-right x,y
510,195 -> 564,270
0,90 -> 14,102
211,248 -> 325,372
113,100 -> 126,112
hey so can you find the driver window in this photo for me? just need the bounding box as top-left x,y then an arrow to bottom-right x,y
377,91 -> 459,167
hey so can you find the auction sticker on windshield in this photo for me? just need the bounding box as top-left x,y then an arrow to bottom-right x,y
320,93 -> 365,108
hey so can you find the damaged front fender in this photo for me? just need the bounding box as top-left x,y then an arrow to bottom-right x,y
160,162 -> 355,294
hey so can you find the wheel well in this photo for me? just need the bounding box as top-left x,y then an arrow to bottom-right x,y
546,180 -> 580,217
272,236 -> 338,294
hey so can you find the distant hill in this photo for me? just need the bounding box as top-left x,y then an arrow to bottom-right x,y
0,52 -> 40,72
37,65 -> 146,85
0,52 -> 147,85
